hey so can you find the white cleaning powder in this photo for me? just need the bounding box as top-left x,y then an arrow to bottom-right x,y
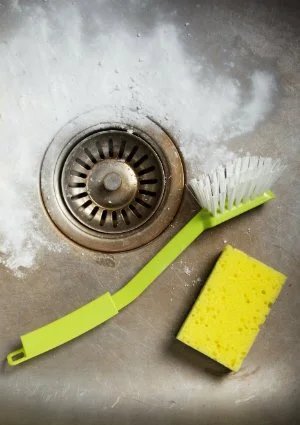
0,3 -> 276,275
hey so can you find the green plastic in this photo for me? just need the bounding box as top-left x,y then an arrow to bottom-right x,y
7,191 -> 275,365
7,293 -> 118,365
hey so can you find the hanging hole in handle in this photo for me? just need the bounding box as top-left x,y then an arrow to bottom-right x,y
7,348 -> 26,366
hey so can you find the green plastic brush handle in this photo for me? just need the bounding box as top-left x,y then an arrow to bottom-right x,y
113,190 -> 275,309
7,191 -> 275,365
7,292 -> 119,365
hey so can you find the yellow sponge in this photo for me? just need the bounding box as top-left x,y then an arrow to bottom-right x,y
177,245 -> 286,371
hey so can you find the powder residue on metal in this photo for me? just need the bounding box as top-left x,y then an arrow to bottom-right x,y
0,2 -> 277,274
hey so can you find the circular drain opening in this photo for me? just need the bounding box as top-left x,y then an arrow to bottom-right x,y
62,130 -> 165,234
41,114 -> 184,252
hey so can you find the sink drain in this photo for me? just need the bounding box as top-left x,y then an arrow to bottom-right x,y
62,130 -> 164,234
41,115 -> 184,251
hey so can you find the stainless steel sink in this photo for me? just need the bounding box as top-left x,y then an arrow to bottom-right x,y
0,1 -> 299,424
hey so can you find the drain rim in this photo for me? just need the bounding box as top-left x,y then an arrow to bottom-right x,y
40,114 -> 184,252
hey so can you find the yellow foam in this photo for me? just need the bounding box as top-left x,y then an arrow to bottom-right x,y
177,245 -> 286,371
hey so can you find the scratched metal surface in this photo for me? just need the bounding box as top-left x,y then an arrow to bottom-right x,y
0,1 -> 299,424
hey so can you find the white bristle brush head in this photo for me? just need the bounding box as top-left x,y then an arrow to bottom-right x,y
190,156 -> 286,216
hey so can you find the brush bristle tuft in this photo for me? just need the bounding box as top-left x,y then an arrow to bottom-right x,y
190,156 -> 285,216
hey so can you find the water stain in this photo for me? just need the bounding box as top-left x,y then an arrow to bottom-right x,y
230,366 -> 260,380
95,255 -> 115,268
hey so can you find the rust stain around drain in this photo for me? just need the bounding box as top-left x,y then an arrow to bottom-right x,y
40,116 -> 185,252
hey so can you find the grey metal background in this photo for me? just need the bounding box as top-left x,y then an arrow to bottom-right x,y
0,1 -> 299,424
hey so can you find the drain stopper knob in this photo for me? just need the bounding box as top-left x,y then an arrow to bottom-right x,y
103,172 -> 122,192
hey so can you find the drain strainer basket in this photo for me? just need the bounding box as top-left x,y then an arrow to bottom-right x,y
41,115 -> 184,252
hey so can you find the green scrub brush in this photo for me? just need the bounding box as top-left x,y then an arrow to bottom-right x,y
7,156 -> 285,365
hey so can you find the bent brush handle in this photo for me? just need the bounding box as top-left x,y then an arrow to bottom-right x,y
7,191 -> 274,365
112,190 -> 275,309
7,213 -> 206,366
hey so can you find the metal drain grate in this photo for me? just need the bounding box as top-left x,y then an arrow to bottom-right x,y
41,115 -> 184,252
61,130 -> 164,234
